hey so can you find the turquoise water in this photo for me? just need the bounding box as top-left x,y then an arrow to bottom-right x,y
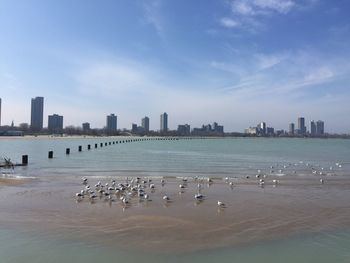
1,137 -> 349,178
1,137 -> 350,262
0,228 -> 349,263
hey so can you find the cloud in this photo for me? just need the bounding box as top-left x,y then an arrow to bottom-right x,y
143,0 -> 164,37
220,0 -> 317,32
212,49 -> 349,101
232,0 -> 295,16
220,17 -> 240,28
255,52 -> 289,70
253,0 -> 295,14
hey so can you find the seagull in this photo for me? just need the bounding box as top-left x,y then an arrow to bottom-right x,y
121,197 -> 129,204
320,178 -> 324,184
89,194 -> 97,200
75,192 -> 84,199
194,193 -> 204,200
217,201 -> 226,208
163,195 -> 170,201
179,184 -> 185,189
82,177 -> 88,184
272,179 -> 279,185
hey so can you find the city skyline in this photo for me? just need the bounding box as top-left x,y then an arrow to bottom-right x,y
0,1 -> 350,133
0,96 -> 334,134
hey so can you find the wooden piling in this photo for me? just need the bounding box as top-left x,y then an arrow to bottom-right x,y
79,146 -> 82,152
66,148 -> 70,155
48,151 -> 53,159
22,155 -> 28,165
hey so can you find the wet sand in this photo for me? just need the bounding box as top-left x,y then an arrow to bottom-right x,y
1,175 -> 350,253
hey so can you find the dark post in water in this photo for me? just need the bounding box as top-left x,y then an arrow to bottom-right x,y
22,155 -> 28,166
66,148 -> 70,155
48,151 -> 53,159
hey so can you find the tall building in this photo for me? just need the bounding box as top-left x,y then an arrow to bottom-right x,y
82,122 -> 90,132
160,112 -> 168,132
316,120 -> 324,135
31,97 -> 44,131
289,123 -> 295,135
141,116 -> 150,132
48,114 -> 63,133
131,123 -> 138,133
106,114 -> 117,131
258,122 -> 266,135
0,98 -> 2,127
298,117 -> 306,135
266,127 -> 275,135
177,124 -> 191,136
310,120 -> 316,136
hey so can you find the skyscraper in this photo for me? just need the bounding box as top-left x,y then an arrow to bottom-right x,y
141,116 -> 150,132
298,117 -> 306,135
316,120 -> 324,135
48,114 -> 63,133
160,112 -> 168,132
82,122 -> 90,132
289,123 -> 295,135
310,120 -> 316,136
106,114 -> 117,131
258,122 -> 266,135
31,97 -> 44,131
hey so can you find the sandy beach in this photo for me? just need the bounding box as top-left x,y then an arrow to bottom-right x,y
1,175 -> 350,253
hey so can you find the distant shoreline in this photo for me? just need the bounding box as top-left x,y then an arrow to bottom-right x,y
0,135 -> 349,140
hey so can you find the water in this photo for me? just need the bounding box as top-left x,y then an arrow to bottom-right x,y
0,137 -> 350,262
1,137 -> 349,178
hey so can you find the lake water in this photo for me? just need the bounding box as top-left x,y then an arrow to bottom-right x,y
0,137 -> 350,262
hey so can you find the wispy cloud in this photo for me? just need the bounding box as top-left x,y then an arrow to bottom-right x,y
212,49 -> 350,101
220,0 -> 317,32
143,0 -> 164,37
220,17 -> 240,28
232,0 -> 295,16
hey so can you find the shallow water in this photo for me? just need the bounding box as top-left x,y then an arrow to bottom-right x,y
0,137 -> 350,262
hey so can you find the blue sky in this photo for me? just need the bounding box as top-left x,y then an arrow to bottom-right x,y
0,0 -> 349,132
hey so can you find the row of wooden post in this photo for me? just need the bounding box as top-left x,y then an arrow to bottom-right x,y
20,136 -> 200,165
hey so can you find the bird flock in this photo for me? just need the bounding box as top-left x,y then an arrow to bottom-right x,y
75,175 -> 228,209
74,161 -> 344,209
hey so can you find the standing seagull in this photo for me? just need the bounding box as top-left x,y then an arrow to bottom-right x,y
217,201 -> 226,208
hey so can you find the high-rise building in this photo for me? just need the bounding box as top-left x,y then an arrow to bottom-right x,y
48,114 -> 63,133
31,97 -> 44,131
82,122 -> 90,132
310,120 -> 316,136
316,120 -> 324,135
289,123 -> 295,135
177,124 -> 191,136
106,114 -> 117,131
160,112 -> 168,132
266,127 -> 275,135
298,117 -> 306,135
258,122 -> 266,135
141,116 -> 150,132
0,98 -> 2,127
131,123 -> 138,133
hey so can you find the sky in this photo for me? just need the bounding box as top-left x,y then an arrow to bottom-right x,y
0,0 -> 349,133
